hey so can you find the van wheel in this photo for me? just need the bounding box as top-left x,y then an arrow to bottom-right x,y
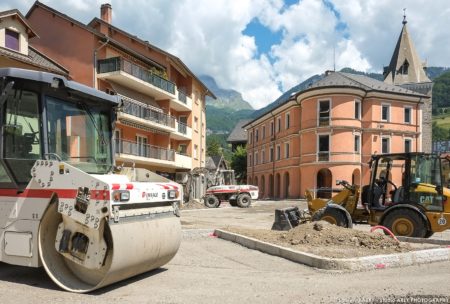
237,193 -> 251,208
382,209 -> 427,238
204,195 -> 220,208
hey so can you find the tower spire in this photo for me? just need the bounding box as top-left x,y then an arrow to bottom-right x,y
402,8 -> 407,25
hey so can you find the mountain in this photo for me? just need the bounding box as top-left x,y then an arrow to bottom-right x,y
200,75 -> 253,111
201,75 -> 254,134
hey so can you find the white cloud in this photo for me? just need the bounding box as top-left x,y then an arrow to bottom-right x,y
0,0 -> 449,109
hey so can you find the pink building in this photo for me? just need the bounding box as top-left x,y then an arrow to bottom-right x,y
245,71 -> 429,199
245,18 -> 432,199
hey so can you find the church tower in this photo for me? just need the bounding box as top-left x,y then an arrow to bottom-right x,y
383,12 -> 433,152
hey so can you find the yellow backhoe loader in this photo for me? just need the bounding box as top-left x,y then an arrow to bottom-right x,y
274,153 -> 450,238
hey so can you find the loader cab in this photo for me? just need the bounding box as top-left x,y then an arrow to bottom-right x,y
0,68 -> 118,191
364,153 -> 445,212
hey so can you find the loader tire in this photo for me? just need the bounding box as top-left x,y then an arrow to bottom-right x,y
237,193 -> 251,208
204,195 -> 220,208
312,207 -> 348,227
381,209 -> 427,238
424,230 -> 434,238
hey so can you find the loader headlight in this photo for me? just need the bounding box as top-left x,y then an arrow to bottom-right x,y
168,190 -> 179,199
113,190 -> 130,202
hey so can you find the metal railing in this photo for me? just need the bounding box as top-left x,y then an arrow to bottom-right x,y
318,152 -> 329,161
178,90 -> 187,104
177,121 -> 187,134
115,139 -> 175,161
121,97 -> 176,128
97,57 -> 175,95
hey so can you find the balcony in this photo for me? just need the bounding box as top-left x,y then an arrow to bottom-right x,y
172,120 -> 192,140
170,88 -> 192,111
175,153 -> 192,169
317,152 -> 329,162
97,57 -> 176,100
115,139 -> 192,169
117,96 -> 176,133
115,138 -> 175,160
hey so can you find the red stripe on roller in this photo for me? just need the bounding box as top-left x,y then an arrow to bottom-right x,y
111,184 -> 120,190
158,184 -> 169,190
126,184 -> 134,190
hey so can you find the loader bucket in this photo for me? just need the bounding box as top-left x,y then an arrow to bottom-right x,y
38,203 -> 181,293
271,207 -> 301,231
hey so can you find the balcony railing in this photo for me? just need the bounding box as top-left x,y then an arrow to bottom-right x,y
177,121 -> 187,134
121,97 -> 176,128
318,152 -> 329,162
97,57 -> 175,95
178,90 -> 187,104
115,139 -> 175,161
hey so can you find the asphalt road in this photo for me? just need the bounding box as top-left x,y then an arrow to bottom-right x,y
0,200 -> 449,303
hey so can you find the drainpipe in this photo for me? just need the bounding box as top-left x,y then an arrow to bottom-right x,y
269,111 -> 276,198
93,37 -> 110,89
359,91 -> 368,186
200,90 -> 209,167
294,97 -> 302,197
416,97 -> 422,152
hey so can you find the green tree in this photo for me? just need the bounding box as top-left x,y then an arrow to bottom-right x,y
433,122 -> 448,141
231,145 -> 247,184
206,138 -> 221,156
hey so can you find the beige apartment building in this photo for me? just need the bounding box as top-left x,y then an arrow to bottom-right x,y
25,2 -> 214,178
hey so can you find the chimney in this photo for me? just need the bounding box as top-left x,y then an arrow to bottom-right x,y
100,3 -> 112,23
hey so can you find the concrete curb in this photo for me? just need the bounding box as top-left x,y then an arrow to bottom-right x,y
396,236 -> 450,245
214,229 -> 450,271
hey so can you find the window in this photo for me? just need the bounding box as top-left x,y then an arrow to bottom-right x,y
270,146 -> 274,162
249,131 -> 253,144
404,107 -> 412,124
354,134 -> 360,153
318,100 -> 330,126
277,117 -> 281,132
194,144 -> 198,159
381,104 -> 390,122
136,135 -> 148,157
382,137 -> 390,154
355,100 -> 361,119
5,29 -> 19,51
276,145 -> 281,160
254,152 -> 258,165
255,129 -> 259,142
399,60 -> 409,75
270,121 -> 274,136
285,142 -> 290,158
404,138 -> 412,153
286,113 -> 290,129
249,154 -> 252,166
262,126 -> 266,139
262,149 -> 265,164
194,116 -> 198,130
318,134 -> 329,161
178,144 -> 187,155
3,89 -> 40,184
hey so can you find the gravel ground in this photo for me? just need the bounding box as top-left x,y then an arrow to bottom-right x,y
0,200 -> 449,303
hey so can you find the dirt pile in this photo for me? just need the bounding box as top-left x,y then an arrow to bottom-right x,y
181,199 -> 206,210
225,221 -> 427,258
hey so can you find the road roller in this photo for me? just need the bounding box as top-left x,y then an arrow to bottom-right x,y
0,68 -> 181,292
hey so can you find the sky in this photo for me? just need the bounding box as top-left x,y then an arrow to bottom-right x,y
2,0 -> 450,109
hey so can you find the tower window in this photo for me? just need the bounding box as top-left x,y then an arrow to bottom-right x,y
398,60 -> 409,75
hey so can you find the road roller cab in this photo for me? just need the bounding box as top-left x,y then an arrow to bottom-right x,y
0,68 -> 182,292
